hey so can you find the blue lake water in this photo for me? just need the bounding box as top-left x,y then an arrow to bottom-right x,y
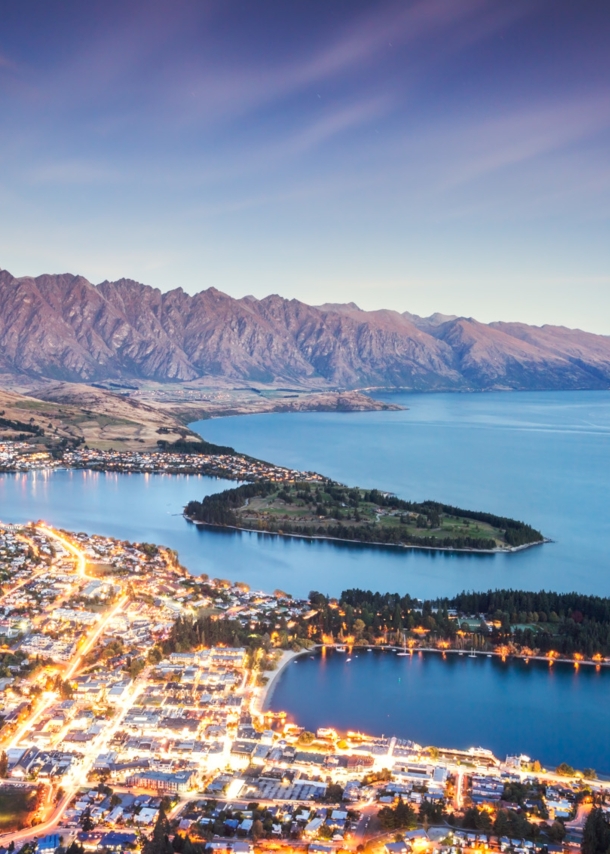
269,649 -> 610,773
1,390 -> 609,766
0,390 -> 608,599
197,389 -> 610,598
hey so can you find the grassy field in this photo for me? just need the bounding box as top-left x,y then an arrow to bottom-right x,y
242,487 -> 506,544
0,384 -> 197,451
0,786 -> 38,831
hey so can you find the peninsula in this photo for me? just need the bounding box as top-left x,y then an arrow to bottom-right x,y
0,437 -> 545,553
185,481 -> 544,552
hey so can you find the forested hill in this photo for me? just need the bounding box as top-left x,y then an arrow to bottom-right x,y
184,480 -> 544,552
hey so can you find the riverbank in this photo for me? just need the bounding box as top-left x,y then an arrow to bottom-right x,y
185,515 -> 548,554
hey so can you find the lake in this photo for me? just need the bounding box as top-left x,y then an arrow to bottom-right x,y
0,390 -> 608,599
1,389 -> 609,769
268,648 -> 610,773
197,389 -> 610,598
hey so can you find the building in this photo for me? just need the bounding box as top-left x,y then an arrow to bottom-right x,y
126,769 -> 196,793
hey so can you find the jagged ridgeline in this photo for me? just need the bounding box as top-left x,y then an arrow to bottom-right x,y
185,481 -> 543,552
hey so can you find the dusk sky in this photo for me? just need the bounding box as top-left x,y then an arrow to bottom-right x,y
0,0 -> 609,332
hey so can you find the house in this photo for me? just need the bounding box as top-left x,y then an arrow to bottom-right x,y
37,835 -> 61,854
304,817 -> 325,837
404,829 -> 429,844
76,832 -> 105,850
99,832 -> 138,851
134,807 -> 159,824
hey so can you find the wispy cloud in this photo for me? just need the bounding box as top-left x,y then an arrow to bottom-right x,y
169,0 -> 531,129
439,93 -> 610,189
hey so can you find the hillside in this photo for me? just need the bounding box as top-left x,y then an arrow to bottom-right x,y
1,267 -> 609,391
0,384 -> 193,451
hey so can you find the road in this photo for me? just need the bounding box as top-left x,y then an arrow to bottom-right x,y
0,674 -> 145,847
0,526 -> 132,844
353,802 -> 378,842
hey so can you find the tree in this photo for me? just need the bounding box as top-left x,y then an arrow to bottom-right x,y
80,807 -> 95,832
419,801 -> 444,826
378,797 -> 416,831
181,837 -> 198,854
143,806 -> 174,854
462,807 -> 492,834
353,619 -> 366,639
582,809 -> 610,854
252,819 -> 264,841
0,750 -> 8,778
556,763 -> 576,777
548,821 -> 566,843
325,784 -> 344,803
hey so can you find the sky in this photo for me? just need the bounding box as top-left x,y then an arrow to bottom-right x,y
0,0 -> 609,332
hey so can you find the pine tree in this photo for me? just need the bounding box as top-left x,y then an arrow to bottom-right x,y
80,807 -> 94,832
144,806 -> 174,854
582,809 -> 610,854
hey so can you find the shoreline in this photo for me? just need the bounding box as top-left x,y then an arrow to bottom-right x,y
255,645 -> 610,743
252,648 -> 315,716
305,643 -> 610,670
184,514 -> 548,555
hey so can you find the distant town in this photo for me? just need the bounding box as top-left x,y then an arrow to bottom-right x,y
0,518 -> 607,854
0,442 -> 327,484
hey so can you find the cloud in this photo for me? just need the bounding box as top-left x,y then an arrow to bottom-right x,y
439,92 -> 610,189
157,0 -> 531,129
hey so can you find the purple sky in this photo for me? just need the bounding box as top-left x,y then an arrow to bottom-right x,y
0,0 -> 609,331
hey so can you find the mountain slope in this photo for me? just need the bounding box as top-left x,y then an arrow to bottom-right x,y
0,267 -> 609,391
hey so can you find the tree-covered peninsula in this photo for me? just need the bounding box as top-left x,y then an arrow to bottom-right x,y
184,480 -> 544,552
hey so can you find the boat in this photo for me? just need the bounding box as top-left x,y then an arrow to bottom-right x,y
396,633 -> 410,656
335,645 -> 346,652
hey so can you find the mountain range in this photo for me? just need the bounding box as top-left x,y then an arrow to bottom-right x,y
1,267 -> 609,391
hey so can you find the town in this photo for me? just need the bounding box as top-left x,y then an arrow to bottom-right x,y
0,522 -> 607,854
0,442 -> 326,485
